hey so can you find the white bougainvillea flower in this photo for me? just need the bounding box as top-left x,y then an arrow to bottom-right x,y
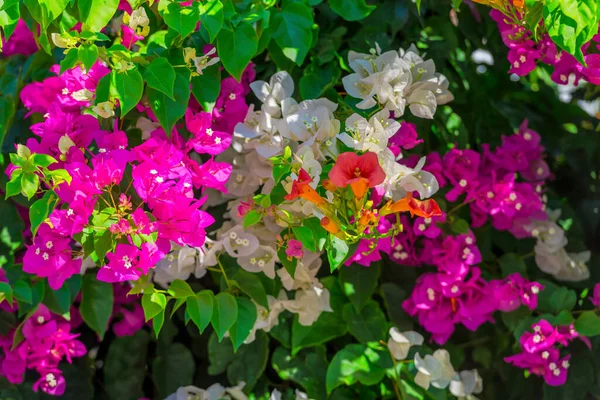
153,244 -> 199,288
338,110 -> 399,153
282,285 -> 332,326
197,238 -> 222,271
193,47 -> 220,76
250,71 -> 295,117
293,146 -> 322,187
377,149 -> 439,200
449,369 -> 483,399
277,251 -> 322,291
92,101 -> 115,119
245,291 -> 288,344
165,382 -> 248,400
71,88 -> 94,102
226,169 -> 262,197
414,350 -> 458,390
238,245 -> 278,279
387,328 -> 424,360
129,7 -> 150,31
222,225 -> 259,257
278,98 -> 338,143
269,389 -> 309,400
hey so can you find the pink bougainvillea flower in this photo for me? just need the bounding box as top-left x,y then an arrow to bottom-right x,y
286,239 -> 304,259
185,110 -> 232,155
329,152 -> 385,199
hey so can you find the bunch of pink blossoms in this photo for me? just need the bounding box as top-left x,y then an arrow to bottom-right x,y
505,319 -> 590,386
12,60 -> 254,288
0,305 -> 86,395
350,120 -> 549,344
491,10 -> 600,85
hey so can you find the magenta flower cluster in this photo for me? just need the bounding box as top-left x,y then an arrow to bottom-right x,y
12,61 -> 255,289
0,305 -> 86,396
491,10 -> 600,84
505,319 -> 590,386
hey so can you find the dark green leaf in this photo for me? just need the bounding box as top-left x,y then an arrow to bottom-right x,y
271,3 -> 314,65
339,262 -> 380,311
216,21 -> 258,81
186,290 -> 214,333
191,64 -> 221,112
198,0 -> 224,42
110,68 -> 144,117
148,71 -> 190,135
329,0 -> 375,21
80,273 -> 113,338
163,2 -> 199,39
574,311 -> 600,337
229,297 -> 257,352
105,330 -> 150,400
13,280 -> 32,304
342,301 -> 388,344
143,57 -> 176,99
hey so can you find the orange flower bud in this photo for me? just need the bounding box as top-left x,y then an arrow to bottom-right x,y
320,217 -> 340,234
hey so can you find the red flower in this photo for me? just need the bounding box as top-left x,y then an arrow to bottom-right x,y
328,152 -> 385,199
380,192 -> 442,218
285,169 -> 325,205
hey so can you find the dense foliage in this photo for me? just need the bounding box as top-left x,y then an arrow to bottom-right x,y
0,0 -> 600,399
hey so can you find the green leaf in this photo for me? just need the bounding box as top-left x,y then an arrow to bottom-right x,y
60,48 -> 80,74
380,282 -> 413,331
142,292 -> 167,321
29,190 -> 58,237
147,71 -> 190,135
233,269 -> 269,309
110,68 -> 144,117
498,253 -> 527,277
226,331 -> 269,391
229,297 -> 257,352
216,21 -> 258,81
105,330 -> 150,400
191,64 -> 221,112
329,0 -> 375,21
272,346 -> 328,399
243,210 -> 262,228
300,62 -> 341,99
80,273 -> 113,339
574,311 -> 600,337
211,292 -> 238,341
304,217 -> 327,251
342,301 -> 388,344
78,43 -> 98,72
292,225 -> 316,253
93,229 -> 114,264
44,281 -> 72,315
339,262 -> 380,311
326,344 -> 392,394
163,2 -> 199,39
78,0 -> 119,32
198,0 -> 224,42
24,0 -> 69,52
328,235 -> 359,272
152,343 -> 195,399
271,3 -> 313,65
0,0 -> 20,42
21,173 -> 39,199
13,280 -> 32,304
153,309 -> 165,336
167,279 -> 194,298
451,218 -> 470,234
31,153 -> 57,168
0,282 -> 13,305
292,277 -> 347,355
186,290 -> 214,333
143,57 -> 176,100
550,286 -> 577,312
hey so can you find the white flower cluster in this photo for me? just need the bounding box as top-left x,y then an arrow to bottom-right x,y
525,209 -> 590,282
387,328 -> 483,400
153,48 -> 451,334
342,44 -> 453,119
165,383 -> 308,400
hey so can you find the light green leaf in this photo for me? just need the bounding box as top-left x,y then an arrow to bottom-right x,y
243,210 -> 262,228
78,0 -> 119,32
21,173 -> 39,199
110,68 -> 144,117
198,0 -> 224,42
167,279 -> 194,298
0,0 -> 20,42
142,292 -> 167,321
29,190 -> 58,237
163,2 -> 199,39
78,43 -> 98,72
211,292 -> 238,341
186,290 -> 214,333
342,301 -> 388,344
326,344 -> 392,394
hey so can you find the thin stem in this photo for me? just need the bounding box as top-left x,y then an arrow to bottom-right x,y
380,340 -> 403,400
216,254 -> 231,290
447,198 -> 474,216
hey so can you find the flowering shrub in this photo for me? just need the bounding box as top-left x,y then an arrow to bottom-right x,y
0,0 -> 599,399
